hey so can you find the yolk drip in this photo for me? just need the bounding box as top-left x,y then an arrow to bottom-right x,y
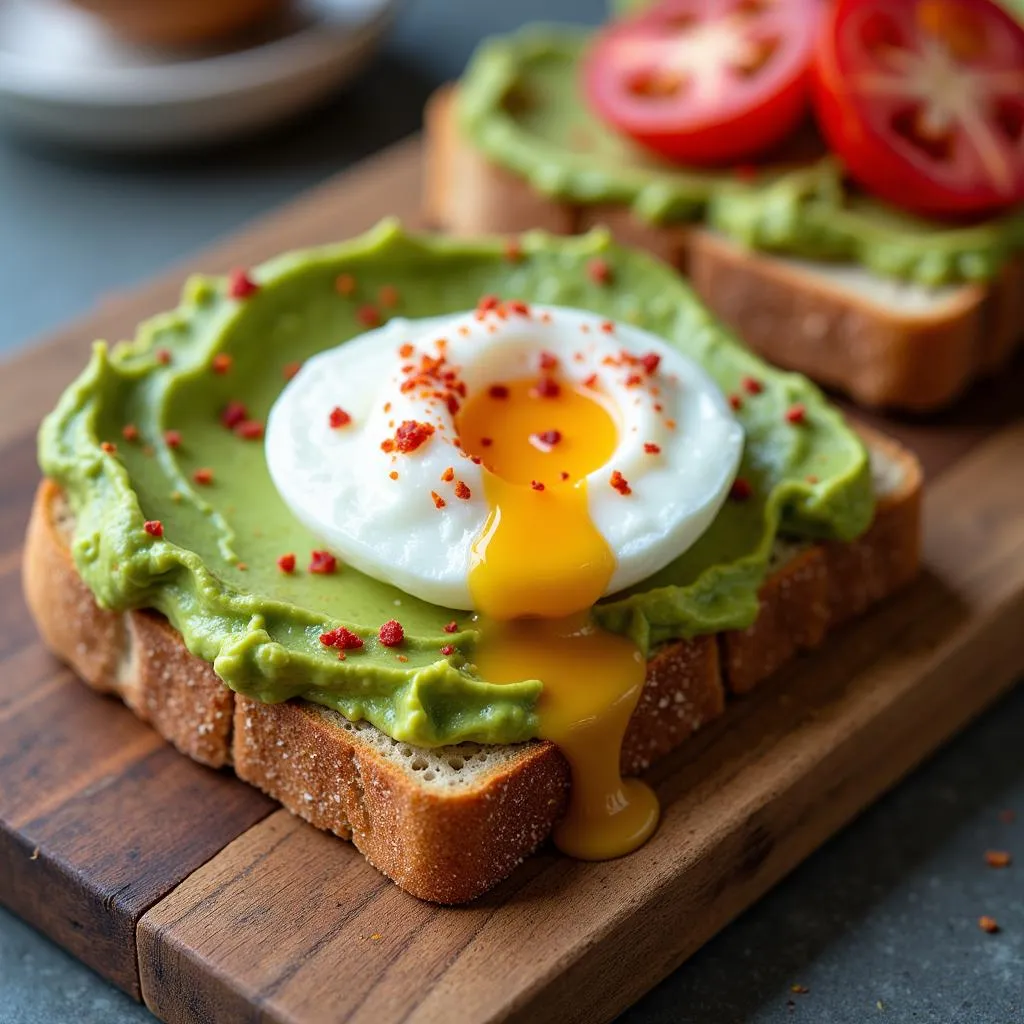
458,377 -> 660,860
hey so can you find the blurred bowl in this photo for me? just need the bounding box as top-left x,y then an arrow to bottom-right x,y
0,0 -> 401,150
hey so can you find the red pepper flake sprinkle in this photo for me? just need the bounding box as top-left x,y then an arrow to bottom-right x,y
480,437 -> 493,447
488,384 -> 509,400
335,273 -> 357,296
583,373 -> 600,389
644,442 -> 661,454
378,284 -> 400,308
212,353 -> 233,375
531,480 -> 545,492
101,441 -> 117,454
399,342 -> 415,359
507,299 -> 531,317
440,644 -> 456,656
221,401 -> 248,428
539,351 -> 559,371
378,619 -> 405,647
143,520 -> 163,538
431,491 -> 446,509
329,406 -> 352,429
389,470 -> 399,481
785,403 -> 807,426
599,320 -> 615,334
532,377 -> 561,399
234,420 -> 264,441
155,348 -> 172,365
164,430 -> 182,449
441,466 -> 455,483
476,294 -> 501,315
504,239 -> 524,262
979,916 -> 1000,934
730,477 -> 753,501
193,468 -> 214,486
729,394 -> 743,411
610,470 -> 632,496
531,430 -> 562,450
381,420 -> 435,455
742,375 -> 764,395
122,423 -> 139,442
309,550 -> 337,574
443,620 -> 459,633
227,269 -> 259,300
396,654 -> 409,663
665,419 -> 677,430
277,553 -> 296,574
454,480 -> 471,500
320,625 -> 363,650
985,850 -> 1012,868
641,352 -> 661,375
587,258 -> 613,286
560,471 -> 570,481
625,373 -> 644,388
357,305 -> 381,328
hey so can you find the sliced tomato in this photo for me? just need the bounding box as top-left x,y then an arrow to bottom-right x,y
582,0 -> 822,166
812,0 -> 1024,217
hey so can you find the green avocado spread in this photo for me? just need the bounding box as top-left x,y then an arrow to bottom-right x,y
40,222 -> 873,747
458,27 -> 1024,287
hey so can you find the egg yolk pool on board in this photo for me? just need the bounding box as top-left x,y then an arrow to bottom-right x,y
266,297 -> 744,859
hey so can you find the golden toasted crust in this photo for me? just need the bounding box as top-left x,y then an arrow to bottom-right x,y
423,86 -> 1023,412
24,422 -> 921,901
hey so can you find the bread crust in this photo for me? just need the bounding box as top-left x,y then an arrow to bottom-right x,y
423,86 -> 1023,412
24,423 -> 921,901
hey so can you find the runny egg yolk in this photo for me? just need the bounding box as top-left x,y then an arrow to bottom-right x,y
458,377 -> 660,860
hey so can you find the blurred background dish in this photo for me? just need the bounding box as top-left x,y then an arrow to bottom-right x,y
0,0 -> 400,150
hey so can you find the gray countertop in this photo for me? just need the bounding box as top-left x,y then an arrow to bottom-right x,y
1,2 -> 1021,1021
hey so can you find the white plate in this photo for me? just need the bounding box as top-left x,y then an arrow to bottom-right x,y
0,0 -> 400,149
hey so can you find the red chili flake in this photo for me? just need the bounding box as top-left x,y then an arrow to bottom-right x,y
320,626 -> 363,650
396,654 -> 409,663
233,420 -> 264,441
600,320 -> 615,334
785,403 -> 807,426
227,269 -> 259,300
454,480 -> 471,500
378,619 -> 405,647
532,377 -> 561,399
122,423 -> 139,442
440,644 -> 456,656
357,305 -> 381,328
610,470 -> 632,496
443,620 -> 458,634
143,520 -> 163,538
220,401 -> 248,429
329,406 -> 352,429
283,361 -> 302,381
587,258 -> 613,285
164,430 -> 182,449
729,394 -> 743,411
979,916 -> 1000,934
446,393 -> 460,416
399,342 -> 415,359
582,372 -> 600,389
378,284 -> 400,308
309,550 -> 337,575
431,491 -> 446,509
441,466 -> 455,483
335,273 -> 357,296
480,437 -> 493,447
470,455 -> 482,464
531,430 -> 562,450
389,471 -> 399,481
742,375 -> 764,395
277,553 -> 296,574
488,384 -> 509,400
625,373 -> 644,388
641,352 -> 661,375
665,418 -> 677,430
654,402 -> 663,413
985,850 -> 1012,868
382,420 -> 435,455
531,480 -> 545,492
539,351 -> 559,372
476,294 -> 501,314
507,299 -> 530,317
504,239 -> 524,262
730,477 -> 753,501
155,348 -> 172,365
644,442 -> 661,454
212,353 -> 233,375
101,441 -> 117,454
193,467 -> 214,486
560,471 -> 570,481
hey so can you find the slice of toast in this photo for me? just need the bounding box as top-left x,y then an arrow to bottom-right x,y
424,86 -> 1024,412
22,429 -> 921,903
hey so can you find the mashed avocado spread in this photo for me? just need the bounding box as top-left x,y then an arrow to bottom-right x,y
39,222 -> 872,747
458,27 -> 1024,287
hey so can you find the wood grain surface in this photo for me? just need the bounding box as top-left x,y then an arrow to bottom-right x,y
1,135 -> 1022,1023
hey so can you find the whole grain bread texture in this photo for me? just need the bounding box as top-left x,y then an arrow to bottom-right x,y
423,86 -> 1024,412
23,428 -> 920,902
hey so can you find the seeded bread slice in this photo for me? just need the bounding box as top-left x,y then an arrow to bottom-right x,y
424,86 -> 1024,412
22,428 -> 920,902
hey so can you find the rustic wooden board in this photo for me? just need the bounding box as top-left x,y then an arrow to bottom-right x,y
0,135 -> 1022,1023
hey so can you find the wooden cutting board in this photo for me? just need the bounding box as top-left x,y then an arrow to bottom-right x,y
1,136 -> 1023,1024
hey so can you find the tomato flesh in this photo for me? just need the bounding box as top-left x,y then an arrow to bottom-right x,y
583,0 -> 822,166
812,0 -> 1024,217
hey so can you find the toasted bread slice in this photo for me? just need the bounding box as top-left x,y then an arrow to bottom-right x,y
22,429 -> 920,903
424,86 -> 1023,412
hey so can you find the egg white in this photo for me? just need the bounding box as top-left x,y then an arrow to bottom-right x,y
265,306 -> 743,609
